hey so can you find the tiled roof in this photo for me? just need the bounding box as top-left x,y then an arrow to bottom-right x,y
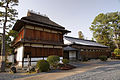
12,11 -> 70,33
64,36 -> 108,48
64,46 -> 78,51
21,11 -> 65,29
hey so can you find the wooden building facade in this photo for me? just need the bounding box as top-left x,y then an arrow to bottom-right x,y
12,11 -> 70,67
64,36 -> 111,60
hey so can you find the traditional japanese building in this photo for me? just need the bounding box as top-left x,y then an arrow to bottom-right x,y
12,11 -> 70,67
64,36 -> 111,60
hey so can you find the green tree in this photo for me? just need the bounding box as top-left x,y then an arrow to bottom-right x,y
8,30 -> 18,39
90,12 -> 120,50
5,30 -> 18,54
114,48 -> 120,55
0,30 -> 18,54
78,31 -> 84,39
0,0 -> 18,71
0,0 -> 18,30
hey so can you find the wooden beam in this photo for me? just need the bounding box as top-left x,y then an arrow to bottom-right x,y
22,57 -> 24,68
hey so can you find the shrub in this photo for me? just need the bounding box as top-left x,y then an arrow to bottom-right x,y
114,48 -> 120,55
47,55 -> 60,69
99,55 -> 107,61
36,60 -> 50,72
62,59 -> 69,65
115,55 -> 120,59
81,56 -> 88,62
58,63 -> 65,67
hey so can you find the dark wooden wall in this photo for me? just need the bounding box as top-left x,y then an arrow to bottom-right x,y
71,44 -> 110,59
14,26 -> 63,45
72,45 -> 109,51
24,47 -> 63,58
24,28 -> 63,43
80,51 -> 110,59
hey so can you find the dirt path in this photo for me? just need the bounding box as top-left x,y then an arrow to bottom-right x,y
15,64 -> 104,80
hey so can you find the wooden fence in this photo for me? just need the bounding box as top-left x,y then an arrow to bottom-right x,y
80,51 -> 110,59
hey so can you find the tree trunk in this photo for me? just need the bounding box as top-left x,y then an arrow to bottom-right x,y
1,1 -> 9,72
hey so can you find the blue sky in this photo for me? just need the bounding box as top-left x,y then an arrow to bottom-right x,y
16,0 -> 120,40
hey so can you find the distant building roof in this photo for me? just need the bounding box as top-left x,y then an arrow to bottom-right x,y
64,46 -> 78,51
12,11 -> 70,33
64,36 -> 108,48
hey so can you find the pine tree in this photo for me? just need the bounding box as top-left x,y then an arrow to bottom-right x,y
90,12 -> 120,50
0,0 -> 18,72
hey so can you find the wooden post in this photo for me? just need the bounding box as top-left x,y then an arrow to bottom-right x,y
27,54 -> 30,72
30,55 -> 31,66
22,57 -> 24,68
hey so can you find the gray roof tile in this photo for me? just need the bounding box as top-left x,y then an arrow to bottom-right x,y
64,36 -> 108,48
64,46 -> 78,51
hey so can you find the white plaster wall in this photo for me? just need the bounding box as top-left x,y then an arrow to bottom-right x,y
64,38 -> 72,44
23,57 -> 63,67
69,51 -> 76,60
24,57 -> 47,61
16,45 -> 24,66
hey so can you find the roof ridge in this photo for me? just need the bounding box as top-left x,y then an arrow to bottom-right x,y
19,11 -> 65,29
64,36 -> 96,42
27,11 -> 49,19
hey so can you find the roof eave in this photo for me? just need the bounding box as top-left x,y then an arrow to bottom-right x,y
12,20 -> 25,31
72,42 -> 109,48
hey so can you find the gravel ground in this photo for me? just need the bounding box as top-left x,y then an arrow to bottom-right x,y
1,60 -> 120,80
0,72 -> 42,80
58,61 -> 120,80
0,68 -> 62,80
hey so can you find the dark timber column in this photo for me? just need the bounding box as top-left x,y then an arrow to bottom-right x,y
22,57 -> 24,68
22,44 -> 25,68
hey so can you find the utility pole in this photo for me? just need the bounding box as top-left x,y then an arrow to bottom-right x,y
1,0 -> 9,72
